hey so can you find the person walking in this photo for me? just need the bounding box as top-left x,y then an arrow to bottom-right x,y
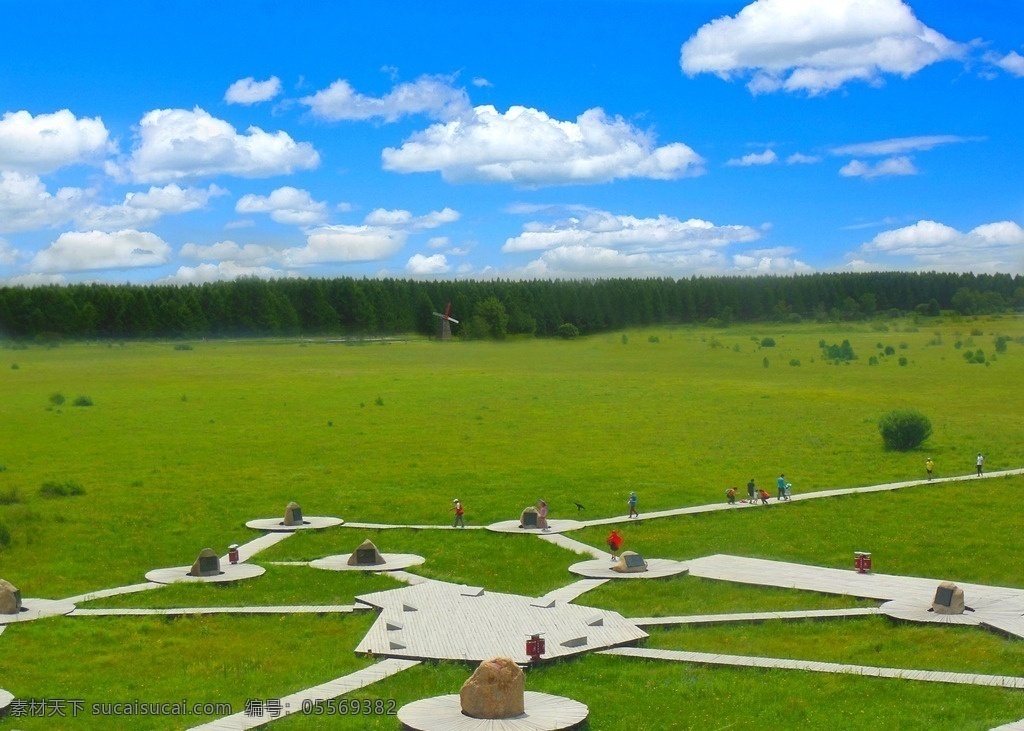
627,491 -> 639,518
747,478 -> 756,503
777,474 -> 786,501
925,457 -> 934,481
976,453 -> 985,476
450,498 -> 465,528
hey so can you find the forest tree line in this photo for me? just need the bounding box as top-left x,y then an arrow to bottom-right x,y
0,271 -> 1021,340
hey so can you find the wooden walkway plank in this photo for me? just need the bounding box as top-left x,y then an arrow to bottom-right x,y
632,607 -> 882,627
69,604 -> 363,617
64,582 -> 164,604
599,646 -> 1024,690
536,579 -> 609,605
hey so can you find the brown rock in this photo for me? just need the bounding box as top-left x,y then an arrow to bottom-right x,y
0,579 -> 21,614
189,548 -> 221,577
460,657 -> 525,719
347,539 -> 386,566
283,501 -> 303,526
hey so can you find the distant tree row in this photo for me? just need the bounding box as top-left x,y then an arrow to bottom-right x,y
0,271 -> 1021,341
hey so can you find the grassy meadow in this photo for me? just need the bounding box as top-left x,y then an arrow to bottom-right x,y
1,315 -> 1023,729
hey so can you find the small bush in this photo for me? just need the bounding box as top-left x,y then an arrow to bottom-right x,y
762,357 -> 769,368
620,334 -> 628,345
648,335 -> 660,343
10,363 -> 18,370
556,323 -> 580,339
0,487 -> 21,505
39,480 -> 86,498
49,392 -> 66,407
0,523 -> 10,549
761,337 -> 776,347
73,395 -> 93,407
878,409 -> 932,451
898,357 -> 908,366
788,359 -> 800,366
173,343 -> 194,351
868,356 -> 879,366
884,345 -> 896,355
374,395 -> 384,406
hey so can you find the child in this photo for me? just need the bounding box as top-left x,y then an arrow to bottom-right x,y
450,498 -> 465,527
726,487 -> 737,504
758,489 -> 771,505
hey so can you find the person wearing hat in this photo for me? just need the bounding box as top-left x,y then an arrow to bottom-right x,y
450,498 -> 465,528
627,491 -> 639,518
925,457 -> 934,481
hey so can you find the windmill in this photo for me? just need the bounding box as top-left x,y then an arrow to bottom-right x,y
432,301 -> 459,340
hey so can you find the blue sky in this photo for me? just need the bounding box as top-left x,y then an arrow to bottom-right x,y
1,0 -> 1022,285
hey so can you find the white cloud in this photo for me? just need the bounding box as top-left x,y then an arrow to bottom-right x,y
0,171 -> 85,233
224,76 -> 283,105
121,107 -> 320,183
289,225 -> 407,265
179,239 -> 280,266
830,135 -> 970,157
839,156 -> 917,178
301,75 -> 470,122
854,219 -> 1024,273
786,152 -> 821,164
681,0 -> 965,95
503,209 -> 760,254
160,261 -> 289,284
727,149 -> 777,166
383,105 -> 704,185
236,186 -> 328,226
406,253 -> 451,275
987,50 -> 1024,77
732,247 -> 812,273
0,109 -> 112,174
29,229 -> 171,273
75,183 -> 226,230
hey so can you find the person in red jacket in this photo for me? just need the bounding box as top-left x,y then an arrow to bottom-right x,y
606,529 -> 623,559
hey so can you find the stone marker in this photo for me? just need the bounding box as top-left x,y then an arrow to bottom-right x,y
189,548 -> 222,577
348,539 -> 386,566
611,551 -> 648,574
0,579 -> 22,614
460,657 -> 525,719
283,501 -> 304,526
519,507 -> 539,529
932,581 -> 966,614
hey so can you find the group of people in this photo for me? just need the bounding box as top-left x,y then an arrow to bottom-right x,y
727,475 -> 792,505
925,453 -> 986,481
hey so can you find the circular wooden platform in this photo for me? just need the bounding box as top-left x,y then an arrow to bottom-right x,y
244,516 -> 344,532
309,553 -> 425,572
0,689 -> 13,714
487,519 -> 584,535
398,691 -> 588,731
568,557 -> 689,579
145,562 -> 265,585
0,598 -> 76,625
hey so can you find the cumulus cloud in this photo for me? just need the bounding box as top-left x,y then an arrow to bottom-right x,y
29,229 -> 171,273
786,152 -> 821,164
680,0 -> 965,95
301,75 -> 470,122
179,239 -> 281,266
839,156 -> 917,178
161,261 -> 289,284
120,107 -> 320,183
986,50 -> 1024,77
75,184 -> 226,230
854,219 -> 1024,272
0,172 -> 85,233
727,149 -> 777,166
224,76 -> 283,105
236,186 -> 328,226
0,109 -> 112,174
383,105 -> 704,185
406,253 -> 451,275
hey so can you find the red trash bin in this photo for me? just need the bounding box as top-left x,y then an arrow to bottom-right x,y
854,551 -> 871,573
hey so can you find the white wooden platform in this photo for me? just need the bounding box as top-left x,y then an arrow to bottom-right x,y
186,657 -> 419,730
69,604 -> 363,617
64,582 -> 164,604
244,516 -> 343,532
398,691 -> 588,731
354,580 -> 646,664
631,607 -> 883,627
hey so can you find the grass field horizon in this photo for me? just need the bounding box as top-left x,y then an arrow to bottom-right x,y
1,314 -> 1023,729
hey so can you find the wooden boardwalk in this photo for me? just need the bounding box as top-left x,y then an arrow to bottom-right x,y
70,604 -> 363,617
601,646 -> 1024,690
186,658 -> 419,731
632,606 -> 883,627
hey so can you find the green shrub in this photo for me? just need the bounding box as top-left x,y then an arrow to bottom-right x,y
884,345 -> 896,355
173,343 -> 193,351
878,409 -> 932,451
10,363 -> 17,370
761,337 -> 776,347
73,395 -> 93,407
620,334 -> 628,345
648,335 -> 660,343
789,359 -> 800,366
0,523 -> 10,549
556,323 -> 580,339
0,487 -> 21,505
898,357 -> 908,366
39,480 -> 86,498
49,392 -> 66,406
868,356 -> 879,366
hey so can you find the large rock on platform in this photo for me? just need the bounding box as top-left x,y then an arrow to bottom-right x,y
460,657 -> 525,719
0,579 -> 22,614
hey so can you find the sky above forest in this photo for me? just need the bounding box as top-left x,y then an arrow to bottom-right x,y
1,0 -> 1022,286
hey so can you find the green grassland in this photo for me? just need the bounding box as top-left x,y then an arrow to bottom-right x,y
1,315 -> 1023,729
